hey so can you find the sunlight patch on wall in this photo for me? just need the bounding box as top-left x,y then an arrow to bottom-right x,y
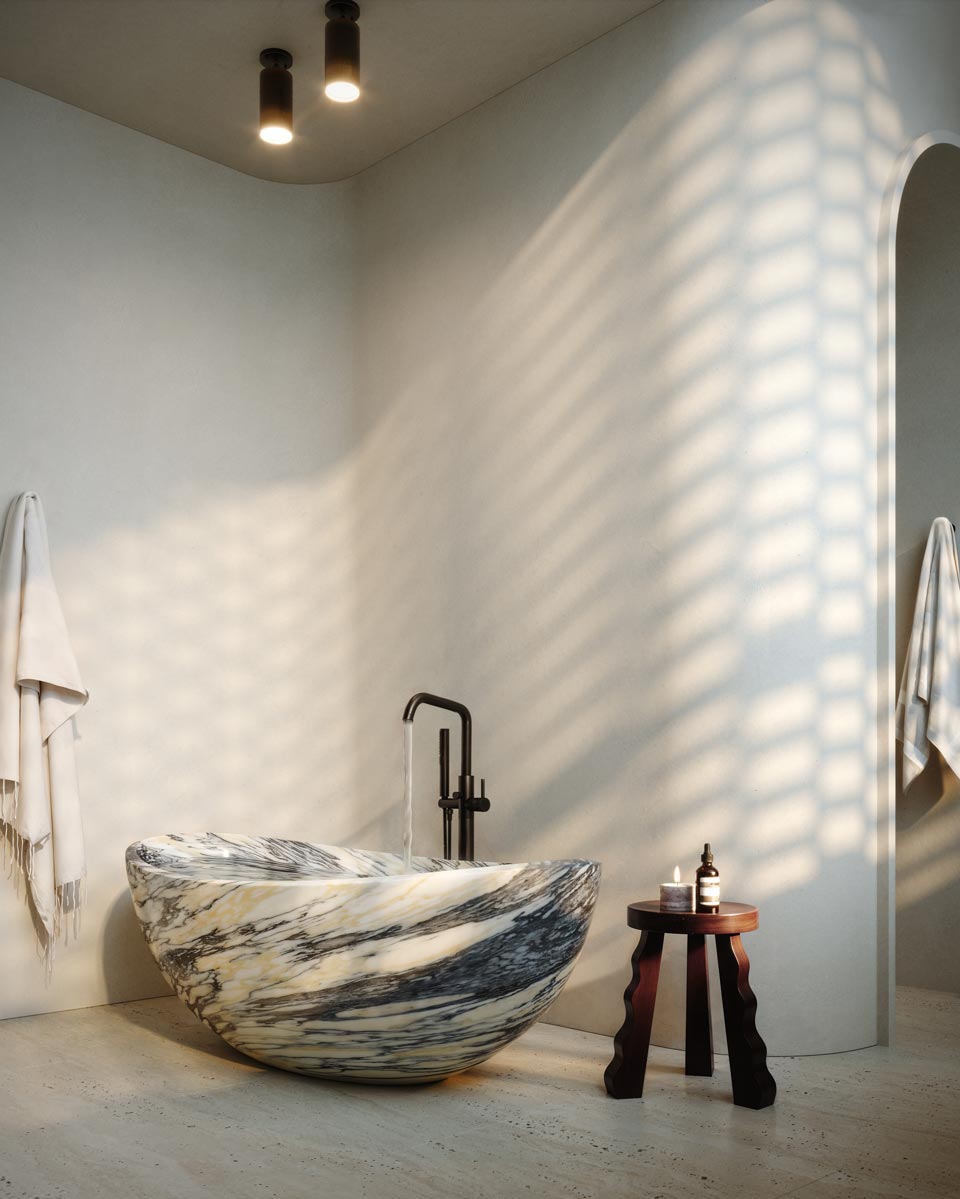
352,0 -> 906,1052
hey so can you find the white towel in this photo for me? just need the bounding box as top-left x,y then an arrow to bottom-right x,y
0,492 -> 88,965
896,516 -> 960,790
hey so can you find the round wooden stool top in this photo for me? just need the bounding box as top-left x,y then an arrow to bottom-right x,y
627,901 -> 758,935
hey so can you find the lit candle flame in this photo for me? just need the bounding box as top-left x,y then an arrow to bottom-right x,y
673,865 -> 681,883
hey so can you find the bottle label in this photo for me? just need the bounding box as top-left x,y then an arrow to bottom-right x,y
699,878 -> 720,904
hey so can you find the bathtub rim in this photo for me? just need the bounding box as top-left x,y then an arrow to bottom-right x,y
125,832 -> 600,888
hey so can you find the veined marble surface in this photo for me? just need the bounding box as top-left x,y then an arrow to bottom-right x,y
126,833 -> 600,1083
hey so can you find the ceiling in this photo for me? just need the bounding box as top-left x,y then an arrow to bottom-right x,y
0,0 -> 661,184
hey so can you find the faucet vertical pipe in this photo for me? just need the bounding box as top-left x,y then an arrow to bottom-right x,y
458,771 -> 474,860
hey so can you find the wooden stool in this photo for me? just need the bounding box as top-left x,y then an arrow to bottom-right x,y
604,901 -> 776,1109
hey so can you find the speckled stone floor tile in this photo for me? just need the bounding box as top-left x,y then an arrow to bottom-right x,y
0,987 -> 957,1199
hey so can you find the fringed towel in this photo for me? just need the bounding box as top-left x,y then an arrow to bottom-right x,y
896,516 -> 960,790
0,492 -> 88,970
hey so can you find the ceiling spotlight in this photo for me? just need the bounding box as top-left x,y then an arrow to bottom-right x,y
259,48 -> 294,144
324,1 -> 360,103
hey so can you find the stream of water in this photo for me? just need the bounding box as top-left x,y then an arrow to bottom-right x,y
402,719 -> 414,871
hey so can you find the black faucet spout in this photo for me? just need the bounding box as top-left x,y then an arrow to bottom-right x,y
403,693 -> 487,860
402,692 -> 472,777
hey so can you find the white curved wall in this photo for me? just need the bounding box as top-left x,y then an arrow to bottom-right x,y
4,0 -> 960,1053
351,0 -> 960,1055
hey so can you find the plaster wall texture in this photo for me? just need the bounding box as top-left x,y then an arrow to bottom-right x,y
351,0 -> 960,1052
5,0 -> 960,1052
0,80 -> 358,1018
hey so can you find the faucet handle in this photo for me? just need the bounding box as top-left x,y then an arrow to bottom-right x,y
473,777 -> 491,813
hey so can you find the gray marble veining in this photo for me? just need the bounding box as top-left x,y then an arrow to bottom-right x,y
126,833 -> 600,1083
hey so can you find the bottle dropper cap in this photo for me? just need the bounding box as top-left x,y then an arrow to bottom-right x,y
702,843 -> 712,861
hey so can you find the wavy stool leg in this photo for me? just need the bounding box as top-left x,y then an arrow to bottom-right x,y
715,933 -> 777,1109
605,930 -> 664,1098
685,932 -> 713,1076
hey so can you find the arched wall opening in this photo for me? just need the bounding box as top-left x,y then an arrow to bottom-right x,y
894,141 -> 960,993
878,132 -> 960,1036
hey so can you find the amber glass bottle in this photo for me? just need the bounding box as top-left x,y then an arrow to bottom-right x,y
695,843 -> 720,912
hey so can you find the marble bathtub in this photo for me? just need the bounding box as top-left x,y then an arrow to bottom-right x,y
125,834 -> 600,1083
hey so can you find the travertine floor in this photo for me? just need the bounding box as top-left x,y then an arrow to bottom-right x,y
0,987 -> 957,1199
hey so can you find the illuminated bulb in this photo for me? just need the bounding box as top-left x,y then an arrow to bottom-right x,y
259,124 -> 293,145
324,79 -> 360,103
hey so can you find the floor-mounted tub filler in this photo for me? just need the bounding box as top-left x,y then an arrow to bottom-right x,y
126,833 -> 600,1083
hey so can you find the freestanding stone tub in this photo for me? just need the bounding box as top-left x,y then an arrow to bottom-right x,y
126,833 -> 600,1083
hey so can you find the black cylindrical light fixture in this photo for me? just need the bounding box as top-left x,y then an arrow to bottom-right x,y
324,1 -> 360,103
259,48 -> 293,144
